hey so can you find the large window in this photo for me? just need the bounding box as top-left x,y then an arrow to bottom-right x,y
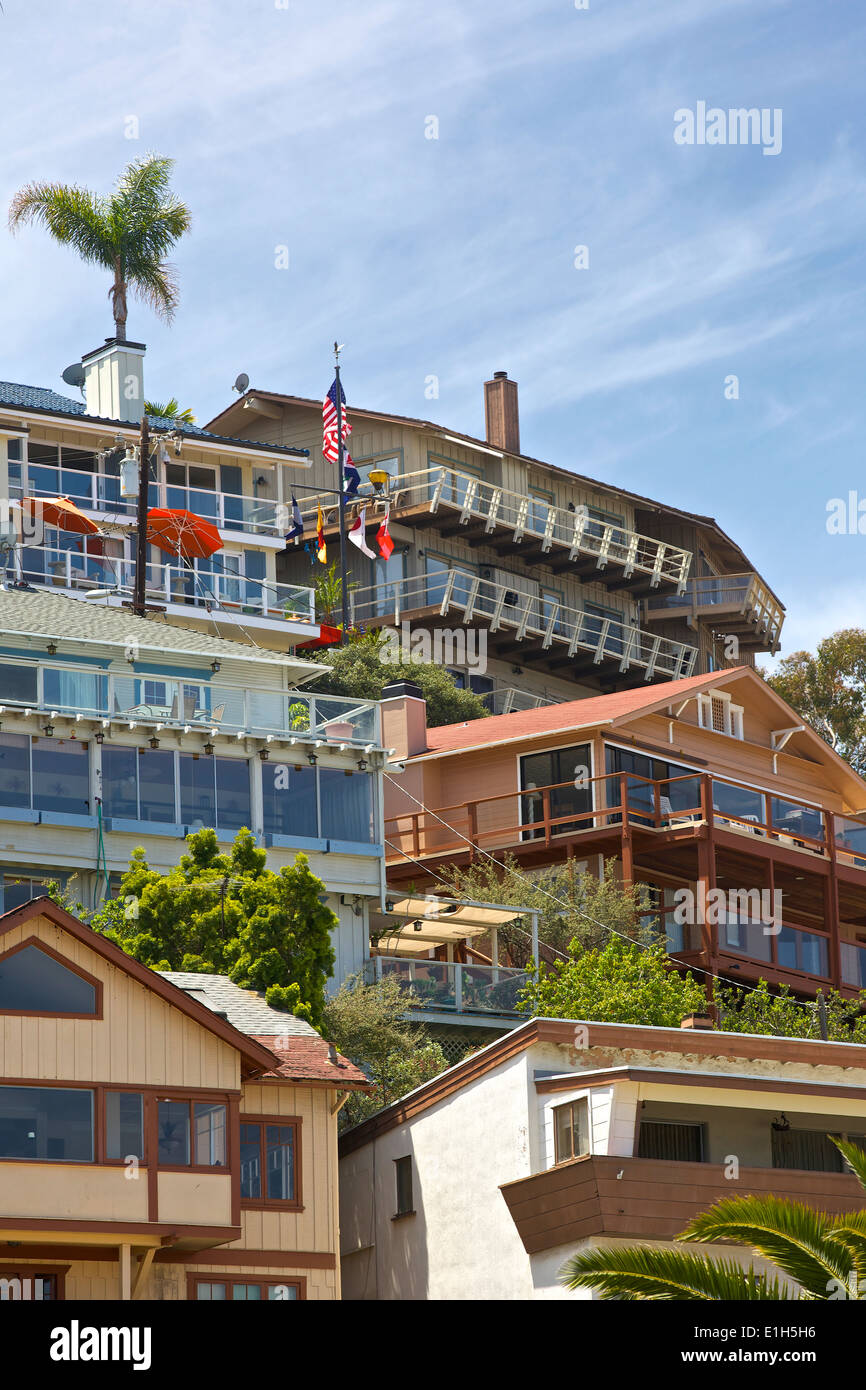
240,1119 -> 297,1205
638,1120 -> 704,1163
43,668 -> 108,715
194,1278 -> 300,1300
0,943 -> 97,1015
553,1099 -> 590,1163
520,744 -> 592,839
0,734 -> 90,817
262,763 -> 318,838
0,662 -> 37,704
105,1092 -> 144,1160
605,746 -> 701,825
102,746 -> 177,822
157,1099 -> 227,1168
0,1086 -> 93,1162
319,769 -> 374,842
179,754 -> 250,832
771,1127 -> 866,1173
262,764 -> 376,844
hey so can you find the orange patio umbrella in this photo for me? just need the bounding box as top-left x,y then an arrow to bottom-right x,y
146,508 -> 223,560
22,496 -> 100,536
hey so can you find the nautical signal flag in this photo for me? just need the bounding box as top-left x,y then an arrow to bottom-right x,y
285,495 -> 304,543
377,503 -> 394,560
344,457 -> 361,498
323,377 -> 351,463
347,507 -> 377,559
316,505 -> 327,563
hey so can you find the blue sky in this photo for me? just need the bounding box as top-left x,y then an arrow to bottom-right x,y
2,0 -> 864,658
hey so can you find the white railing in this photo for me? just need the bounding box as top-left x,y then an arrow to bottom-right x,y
350,572 -> 698,679
486,685 -> 567,715
1,544 -> 315,624
296,465 -> 692,591
11,472 -> 282,537
646,572 -> 784,647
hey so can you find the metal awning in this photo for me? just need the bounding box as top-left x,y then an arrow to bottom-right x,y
371,894 -> 538,956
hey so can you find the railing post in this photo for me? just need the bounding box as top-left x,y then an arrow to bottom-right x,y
467,802 -> 478,860
619,773 -> 633,883
455,963 -> 463,1014
542,789 -> 552,847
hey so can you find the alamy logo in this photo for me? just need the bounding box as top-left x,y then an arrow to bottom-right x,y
674,885 -> 782,930
49,1321 -> 151,1371
380,622 -> 487,675
674,103 -> 782,156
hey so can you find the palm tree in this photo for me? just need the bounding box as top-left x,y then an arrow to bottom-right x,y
144,398 -> 196,425
561,1138 -> 866,1300
9,154 -> 191,341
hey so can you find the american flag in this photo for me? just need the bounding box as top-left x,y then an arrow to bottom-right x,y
322,377 -> 352,463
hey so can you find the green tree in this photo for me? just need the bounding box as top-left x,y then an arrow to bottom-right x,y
519,935 -> 706,1027
438,856 -> 652,967
9,154 -> 191,340
304,630 -> 490,728
322,972 -> 458,1128
714,978 -> 866,1043
561,1138 -> 866,1300
764,629 -> 866,773
96,828 -> 335,1027
144,397 -> 196,424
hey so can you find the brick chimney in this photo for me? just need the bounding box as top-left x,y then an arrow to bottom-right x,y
82,337 -> 145,424
380,680 -> 428,758
483,371 -> 520,455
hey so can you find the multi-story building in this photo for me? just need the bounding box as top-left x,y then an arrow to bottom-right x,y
0,895 -> 369,1300
207,373 -> 784,709
0,339 -> 320,651
338,1016 -> 866,1300
380,668 -> 866,1002
0,586 -> 384,987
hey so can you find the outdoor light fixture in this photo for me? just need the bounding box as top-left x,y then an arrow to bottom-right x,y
412,919 -> 423,932
259,748 -> 269,761
368,469 -> 391,494
357,758 -> 368,771
42,724 -> 54,737
46,642 -> 57,655
149,735 -> 160,750
211,660 -> 221,673
203,741 -> 214,756
307,753 -> 318,766
94,731 -> 104,744
385,898 -> 395,913
119,445 -> 139,499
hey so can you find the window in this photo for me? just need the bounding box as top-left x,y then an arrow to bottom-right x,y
194,1278 -> 301,1301
0,733 -> 33,808
240,1119 -> 298,1205
638,1120 -> 704,1163
425,556 -> 475,608
157,1100 -> 227,1167
102,746 -> 176,823
520,744 -> 592,839
0,942 -> 97,1016
584,600 -> 626,657
0,1269 -> 63,1300
262,763 -> 318,838
771,1126 -> 866,1173
0,662 -> 37,704
319,768 -> 374,843
105,1092 -> 144,1160
31,738 -> 90,816
394,1155 -> 414,1216
43,668 -> 108,715
604,746 -> 701,825
179,754 -> 250,832
553,1099 -> 589,1163
697,691 -> 744,739
0,1086 -> 93,1162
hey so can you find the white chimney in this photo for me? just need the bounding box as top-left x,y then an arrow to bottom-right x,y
82,337 -> 145,424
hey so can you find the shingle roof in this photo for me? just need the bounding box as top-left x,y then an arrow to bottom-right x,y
415,668 -> 752,757
0,381 -> 309,457
161,972 -> 370,1086
0,587 -> 311,669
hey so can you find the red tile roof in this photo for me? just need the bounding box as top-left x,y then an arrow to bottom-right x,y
251,1034 -> 371,1087
417,669 -> 753,757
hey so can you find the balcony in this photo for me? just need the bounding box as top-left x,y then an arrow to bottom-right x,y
500,1155 -> 866,1254
645,572 -> 784,653
485,686 -> 566,716
11,469 -> 283,538
3,544 -> 316,635
299,465 -> 693,595
350,573 -> 698,683
364,955 -> 527,1019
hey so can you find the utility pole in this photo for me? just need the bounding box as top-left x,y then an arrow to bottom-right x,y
334,343 -> 350,644
132,414 -> 150,617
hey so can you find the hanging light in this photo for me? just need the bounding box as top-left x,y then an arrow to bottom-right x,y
203,741 -> 215,756
258,748 -> 269,762
357,758 -> 368,772
94,731 -> 104,745
46,642 -> 57,656
149,735 -> 160,750
210,660 -> 221,673
368,469 -> 391,494
42,724 -> 54,737
307,752 -> 318,766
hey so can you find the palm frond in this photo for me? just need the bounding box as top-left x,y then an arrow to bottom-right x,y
831,1138 -> 866,1191
8,182 -> 115,266
680,1193 -> 851,1298
559,1244 -> 798,1301
123,255 -> 180,321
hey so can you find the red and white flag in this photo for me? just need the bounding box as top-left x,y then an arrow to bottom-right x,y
322,377 -> 352,463
347,507 -> 377,559
377,503 -> 395,560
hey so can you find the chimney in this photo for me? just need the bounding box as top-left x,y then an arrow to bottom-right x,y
82,337 -> 146,424
380,680 -> 428,758
680,1012 -> 714,1031
484,371 -> 520,454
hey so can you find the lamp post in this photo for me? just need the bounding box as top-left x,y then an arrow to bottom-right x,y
334,343 -> 349,645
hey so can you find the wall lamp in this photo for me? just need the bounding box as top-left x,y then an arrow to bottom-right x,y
203,741 -> 215,756
357,758 -> 368,771
259,748 -> 270,762
149,735 -> 160,750
46,642 -> 57,656
211,660 -> 221,673
307,753 -> 318,766
94,731 -> 104,744
42,725 -> 54,737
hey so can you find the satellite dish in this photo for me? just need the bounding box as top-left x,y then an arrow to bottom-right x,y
62,362 -> 86,395
233,373 -> 249,394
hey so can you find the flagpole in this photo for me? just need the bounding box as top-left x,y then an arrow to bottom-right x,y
334,343 -> 350,645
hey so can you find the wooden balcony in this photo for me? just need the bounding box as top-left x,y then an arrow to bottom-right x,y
645,572 -> 784,654
299,466 -> 693,597
500,1154 -> 866,1254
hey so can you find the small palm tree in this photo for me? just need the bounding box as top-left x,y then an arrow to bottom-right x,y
561,1138 -> 866,1300
144,398 -> 196,425
9,154 -> 191,341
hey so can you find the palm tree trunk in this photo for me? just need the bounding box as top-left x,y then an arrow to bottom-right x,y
111,257 -> 128,341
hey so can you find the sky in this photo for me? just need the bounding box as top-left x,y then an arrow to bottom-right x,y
1,0 -> 864,660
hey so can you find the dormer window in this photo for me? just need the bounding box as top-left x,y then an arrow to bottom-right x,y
697,691 -> 744,740
0,940 -> 100,1017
